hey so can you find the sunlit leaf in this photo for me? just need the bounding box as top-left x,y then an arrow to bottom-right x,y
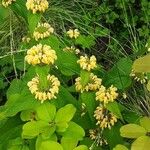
120,124 -> 146,138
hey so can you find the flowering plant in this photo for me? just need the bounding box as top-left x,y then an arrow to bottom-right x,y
0,0 -> 150,150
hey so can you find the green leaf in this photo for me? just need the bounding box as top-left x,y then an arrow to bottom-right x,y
36,102 -> 56,122
39,141 -> 63,150
0,87 -> 40,119
0,116 -> 22,150
120,124 -> 147,138
28,12 -> 41,33
131,136 -> 150,150
106,102 -> 123,120
80,70 -> 90,86
56,51 -> 80,76
81,92 -> 96,123
22,121 -> 49,139
140,117 -> 150,132
62,122 -> 85,140
75,35 -> 95,49
103,122 -> 124,149
35,65 -> 50,90
56,122 -> 69,133
55,104 -> 76,123
105,57 -> 132,89
20,109 -> 35,121
73,145 -> 88,150
10,0 -> 28,22
113,144 -> 128,150
6,79 -> 23,100
54,86 -> 79,109
132,54 -> 150,73
61,137 -> 78,150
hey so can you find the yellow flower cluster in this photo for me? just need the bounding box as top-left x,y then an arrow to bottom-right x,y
75,73 -> 102,93
96,85 -> 118,105
22,36 -> 31,43
2,0 -> 15,7
63,46 -> 80,54
67,29 -> 80,39
26,0 -> 49,14
33,23 -> 54,41
94,106 -> 117,129
25,44 -> 57,65
77,55 -> 97,71
130,71 -> 147,84
27,74 -> 60,103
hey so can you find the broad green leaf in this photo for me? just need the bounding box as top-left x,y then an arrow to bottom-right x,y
20,109 -> 35,121
62,122 -> 85,140
61,137 -> 78,150
140,117 -> 150,132
120,124 -> 146,138
73,145 -> 88,150
35,65 -> 50,90
55,104 -> 76,123
10,0 -> 28,22
113,144 -> 128,150
39,141 -> 63,150
7,145 -> 22,150
6,79 -> 23,99
106,101 -> 123,120
36,102 -> 56,122
41,126 -> 56,139
147,80 -> 150,91
8,137 -> 23,147
105,57 -> 132,89
22,121 -> 49,139
106,76 -> 132,90
131,136 -> 150,150
22,121 -> 40,139
75,35 -> 95,49
54,86 -> 79,109
80,70 -> 90,86
0,88 -> 40,119
41,35 -> 60,50
81,92 -> 96,123
132,55 -> 150,73
57,52 -> 80,76
103,122 -> 124,149
56,122 -> 69,133
0,115 -> 22,150
28,12 -> 41,33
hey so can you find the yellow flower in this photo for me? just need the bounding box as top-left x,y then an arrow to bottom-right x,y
130,70 -> 148,84
63,46 -> 80,54
67,29 -> 80,39
33,23 -> 54,41
94,106 -> 117,129
25,44 -> 57,66
27,74 -> 60,103
75,73 -> 102,93
26,0 -> 49,14
96,85 -> 118,105
77,55 -> 97,71
2,0 -> 16,7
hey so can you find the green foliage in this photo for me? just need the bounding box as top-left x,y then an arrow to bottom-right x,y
120,117 -> 150,150
120,124 -> 146,138
113,144 -> 128,150
0,0 -> 150,149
